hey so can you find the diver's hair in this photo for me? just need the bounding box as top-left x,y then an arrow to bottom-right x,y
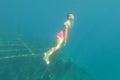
67,13 -> 73,17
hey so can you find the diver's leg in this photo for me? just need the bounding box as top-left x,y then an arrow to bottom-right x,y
44,40 -> 63,64
43,47 -> 55,64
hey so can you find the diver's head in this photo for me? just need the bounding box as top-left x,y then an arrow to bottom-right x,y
67,13 -> 74,20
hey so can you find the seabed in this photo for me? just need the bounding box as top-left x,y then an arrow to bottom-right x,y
0,37 -> 94,80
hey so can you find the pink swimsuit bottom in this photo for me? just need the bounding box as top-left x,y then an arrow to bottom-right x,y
56,31 -> 64,41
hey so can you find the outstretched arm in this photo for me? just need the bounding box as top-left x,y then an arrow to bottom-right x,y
63,24 -> 69,45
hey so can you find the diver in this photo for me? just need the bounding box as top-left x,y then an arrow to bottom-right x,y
43,13 -> 74,64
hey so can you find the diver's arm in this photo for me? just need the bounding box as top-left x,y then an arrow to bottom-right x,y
63,25 -> 69,45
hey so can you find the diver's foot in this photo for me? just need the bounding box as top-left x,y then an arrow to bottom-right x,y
43,52 -> 47,60
43,52 -> 50,64
44,57 -> 50,64
46,59 -> 50,64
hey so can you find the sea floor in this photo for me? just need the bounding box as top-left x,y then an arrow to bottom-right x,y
0,37 -> 94,80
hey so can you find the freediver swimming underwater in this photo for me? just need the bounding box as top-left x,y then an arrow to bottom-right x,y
43,13 -> 74,64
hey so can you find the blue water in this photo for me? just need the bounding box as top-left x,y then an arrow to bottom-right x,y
0,0 -> 120,80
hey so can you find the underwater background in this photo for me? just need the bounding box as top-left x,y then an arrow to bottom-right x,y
0,0 -> 120,80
